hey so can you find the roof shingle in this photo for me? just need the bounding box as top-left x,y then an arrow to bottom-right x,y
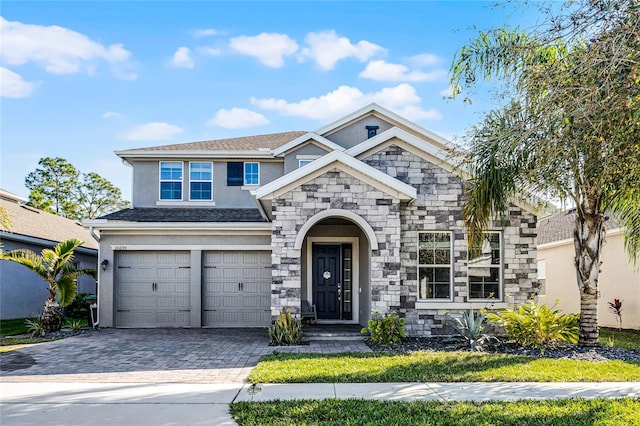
100,208 -> 266,222
119,131 -> 306,153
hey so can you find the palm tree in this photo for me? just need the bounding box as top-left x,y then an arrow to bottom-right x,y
2,239 -> 96,332
450,0 -> 640,346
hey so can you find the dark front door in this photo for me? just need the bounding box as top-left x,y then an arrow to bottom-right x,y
312,244 -> 341,320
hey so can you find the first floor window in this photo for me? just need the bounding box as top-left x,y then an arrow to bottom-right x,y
244,162 -> 259,185
468,232 -> 502,299
189,162 -> 212,200
160,161 -> 182,200
418,231 -> 451,299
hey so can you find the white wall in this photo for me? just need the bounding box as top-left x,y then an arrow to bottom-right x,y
538,230 -> 640,330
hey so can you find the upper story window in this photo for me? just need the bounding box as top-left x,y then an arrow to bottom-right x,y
366,125 -> 379,138
244,162 -> 260,185
189,162 -> 212,200
299,159 -> 313,168
418,231 -> 452,299
468,232 -> 502,300
227,162 -> 243,186
159,161 -> 182,200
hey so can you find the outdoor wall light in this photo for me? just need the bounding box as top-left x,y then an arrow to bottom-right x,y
101,259 -> 109,271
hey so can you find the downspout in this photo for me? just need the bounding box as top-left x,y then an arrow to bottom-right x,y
88,227 -> 100,328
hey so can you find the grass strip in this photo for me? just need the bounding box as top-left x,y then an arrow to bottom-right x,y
230,398 -> 640,426
248,351 -> 640,383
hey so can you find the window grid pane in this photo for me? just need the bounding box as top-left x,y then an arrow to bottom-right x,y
160,162 -> 182,200
418,231 -> 451,299
468,232 -> 501,299
244,162 -> 259,185
189,162 -> 212,200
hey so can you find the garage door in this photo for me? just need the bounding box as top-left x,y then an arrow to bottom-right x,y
203,251 -> 271,327
116,251 -> 191,328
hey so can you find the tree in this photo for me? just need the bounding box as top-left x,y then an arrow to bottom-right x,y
25,157 -> 129,220
73,172 -> 130,220
26,157 -> 80,217
2,239 -> 96,332
450,0 -> 640,346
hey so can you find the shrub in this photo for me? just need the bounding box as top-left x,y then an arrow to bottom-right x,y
64,293 -> 93,319
608,299 -> 623,330
361,311 -> 406,345
450,308 -> 497,351
67,319 -> 84,331
24,317 -> 44,338
269,308 -> 303,346
486,300 -> 579,349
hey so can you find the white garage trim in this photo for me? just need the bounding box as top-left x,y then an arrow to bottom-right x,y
111,245 -> 272,251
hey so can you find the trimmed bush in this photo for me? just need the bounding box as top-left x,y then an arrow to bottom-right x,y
361,311 -> 406,345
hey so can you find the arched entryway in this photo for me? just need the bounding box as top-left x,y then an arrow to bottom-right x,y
296,210 -> 376,325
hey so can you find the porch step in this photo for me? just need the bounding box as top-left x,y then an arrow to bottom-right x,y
303,325 -> 365,341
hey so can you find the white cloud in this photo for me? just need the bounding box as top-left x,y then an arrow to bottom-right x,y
251,83 -> 440,122
206,107 -> 269,129
0,67 -> 39,98
193,28 -> 218,38
359,60 -> 447,82
0,17 -> 136,79
299,30 -> 384,70
197,47 -> 221,56
230,32 -> 298,68
409,53 -> 440,67
119,122 -> 183,141
102,111 -> 120,119
170,47 -> 194,69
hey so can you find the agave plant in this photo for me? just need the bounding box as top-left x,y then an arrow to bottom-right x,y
450,308 -> 497,351
2,239 -> 96,333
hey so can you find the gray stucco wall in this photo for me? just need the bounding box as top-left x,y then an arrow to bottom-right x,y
283,144 -> 330,174
132,160 -> 284,208
0,239 -> 97,320
324,116 -> 394,149
97,232 -> 271,327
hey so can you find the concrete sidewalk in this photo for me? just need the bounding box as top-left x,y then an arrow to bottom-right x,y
2,381 -> 638,426
236,381 -> 640,402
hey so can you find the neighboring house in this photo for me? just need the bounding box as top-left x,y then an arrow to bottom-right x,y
538,211 -> 640,330
0,189 -> 98,320
84,104 -> 540,335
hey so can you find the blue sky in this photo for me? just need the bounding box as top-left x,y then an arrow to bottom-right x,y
1,1 -> 539,201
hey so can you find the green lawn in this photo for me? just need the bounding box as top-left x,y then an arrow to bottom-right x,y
230,398 -> 640,426
0,318 -> 32,337
600,328 -> 640,351
249,351 -> 640,383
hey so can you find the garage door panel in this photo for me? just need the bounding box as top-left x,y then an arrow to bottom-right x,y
116,251 -> 191,328
203,250 -> 271,327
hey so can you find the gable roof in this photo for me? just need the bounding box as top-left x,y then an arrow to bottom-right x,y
316,103 -> 454,150
272,132 -> 345,157
0,197 -> 98,251
255,150 -> 417,201
116,131 -> 306,159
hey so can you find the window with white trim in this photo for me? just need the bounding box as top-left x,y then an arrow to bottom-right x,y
159,161 -> 182,200
418,231 -> 452,299
189,162 -> 212,200
468,232 -> 502,299
244,162 -> 259,185
298,159 -> 313,168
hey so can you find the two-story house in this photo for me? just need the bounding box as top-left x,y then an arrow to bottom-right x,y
85,104 -> 540,335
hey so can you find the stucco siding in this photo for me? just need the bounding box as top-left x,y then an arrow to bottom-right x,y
324,116 -> 394,148
283,144 -> 331,174
538,232 -> 640,329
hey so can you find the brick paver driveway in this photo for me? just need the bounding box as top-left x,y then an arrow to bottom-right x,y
1,328 -> 272,384
0,328 -> 370,384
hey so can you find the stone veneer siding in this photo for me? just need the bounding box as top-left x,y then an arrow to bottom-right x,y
270,169 -> 404,318
362,145 -> 538,336
270,146 -> 538,337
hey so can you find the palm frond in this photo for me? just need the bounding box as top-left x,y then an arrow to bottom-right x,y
1,249 -> 47,277
608,188 -> 640,264
56,275 -> 77,307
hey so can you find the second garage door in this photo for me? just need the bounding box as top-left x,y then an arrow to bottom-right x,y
202,251 -> 271,327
